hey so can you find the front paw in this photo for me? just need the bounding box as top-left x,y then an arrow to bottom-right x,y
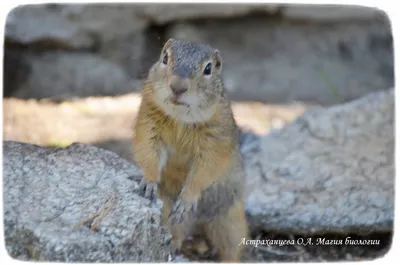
139,178 -> 157,201
168,195 -> 198,225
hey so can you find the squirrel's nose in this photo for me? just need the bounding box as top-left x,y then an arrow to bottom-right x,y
170,85 -> 187,96
170,76 -> 189,96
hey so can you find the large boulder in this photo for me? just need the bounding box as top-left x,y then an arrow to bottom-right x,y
281,4 -> 385,21
6,51 -> 140,100
244,89 -> 395,234
3,142 -> 173,262
132,3 -> 280,24
5,4 -> 147,49
5,3 -> 281,47
5,3 -> 382,46
132,3 -> 382,24
167,16 -> 393,105
5,4 -> 150,83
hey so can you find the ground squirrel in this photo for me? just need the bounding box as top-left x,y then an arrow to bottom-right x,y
132,38 -> 248,261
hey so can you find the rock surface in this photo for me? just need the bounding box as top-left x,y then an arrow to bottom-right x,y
5,3 -> 281,46
281,4 -> 384,21
3,141 -> 173,262
5,4 -> 148,49
5,4 -> 151,81
5,3 -> 381,45
4,4 -> 393,105
244,89 -> 395,234
132,3 -> 281,24
167,16 -> 393,104
8,51 -> 140,100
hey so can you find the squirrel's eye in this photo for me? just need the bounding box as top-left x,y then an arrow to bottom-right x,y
162,53 -> 168,65
204,63 -> 212,75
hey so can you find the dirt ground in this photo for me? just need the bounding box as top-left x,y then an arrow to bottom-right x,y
2,94 -> 393,262
3,93 -> 309,160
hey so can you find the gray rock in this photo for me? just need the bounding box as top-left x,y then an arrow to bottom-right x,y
3,141 -> 173,262
5,5 -> 150,79
282,4 -> 385,21
167,16 -> 393,105
137,3 -> 385,24
9,51 -> 141,100
5,4 -> 147,49
3,48 -> 31,97
244,89 -> 394,234
133,3 -> 281,24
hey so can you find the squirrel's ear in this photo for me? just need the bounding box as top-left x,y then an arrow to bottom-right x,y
214,50 -> 223,71
163,38 -> 175,49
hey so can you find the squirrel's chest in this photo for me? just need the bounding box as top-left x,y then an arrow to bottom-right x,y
157,124 -> 201,179
158,123 -> 202,156
157,130 -> 197,197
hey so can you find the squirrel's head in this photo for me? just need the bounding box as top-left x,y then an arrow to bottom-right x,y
148,38 -> 224,124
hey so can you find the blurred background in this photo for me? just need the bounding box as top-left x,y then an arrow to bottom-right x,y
2,3 -> 393,160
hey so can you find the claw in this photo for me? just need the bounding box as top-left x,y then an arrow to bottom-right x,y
191,204 -> 196,215
179,213 -> 185,224
139,178 -> 156,201
169,208 -> 175,218
169,196 -> 198,226
144,184 -> 153,199
169,201 -> 180,217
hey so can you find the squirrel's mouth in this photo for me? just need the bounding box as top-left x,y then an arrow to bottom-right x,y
170,97 -> 188,107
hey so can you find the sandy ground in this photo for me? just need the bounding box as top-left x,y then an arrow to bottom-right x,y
3,93 -> 309,161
